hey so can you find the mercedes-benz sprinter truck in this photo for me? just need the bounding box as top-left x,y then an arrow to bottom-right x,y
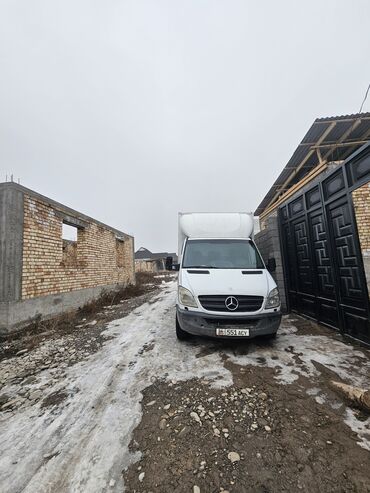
176,212 -> 281,340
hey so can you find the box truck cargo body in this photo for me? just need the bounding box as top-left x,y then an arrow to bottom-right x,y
176,212 -> 281,340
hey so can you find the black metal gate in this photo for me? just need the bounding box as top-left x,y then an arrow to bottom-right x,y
279,144 -> 370,345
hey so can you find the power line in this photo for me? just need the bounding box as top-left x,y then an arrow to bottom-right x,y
318,83 -> 370,166
359,82 -> 370,113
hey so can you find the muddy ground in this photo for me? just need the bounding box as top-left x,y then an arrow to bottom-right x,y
0,272 -> 168,363
0,273 -> 170,414
125,368 -> 369,493
0,280 -> 369,493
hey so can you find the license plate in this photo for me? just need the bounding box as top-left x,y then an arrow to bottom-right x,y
216,327 -> 250,337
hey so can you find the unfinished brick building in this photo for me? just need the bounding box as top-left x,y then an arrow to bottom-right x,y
0,183 -> 135,334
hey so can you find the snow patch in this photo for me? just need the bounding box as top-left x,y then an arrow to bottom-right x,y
226,322 -> 370,452
226,332 -> 370,388
315,394 -> 326,405
306,387 -> 320,396
344,409 -> 370,451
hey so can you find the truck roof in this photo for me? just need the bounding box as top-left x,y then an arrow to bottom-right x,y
179,212 -> 254,238
178,213 -> 254,256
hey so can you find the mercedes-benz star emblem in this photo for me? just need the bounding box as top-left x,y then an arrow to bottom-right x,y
225,296 -> 239,311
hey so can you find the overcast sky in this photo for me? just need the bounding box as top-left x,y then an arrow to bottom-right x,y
1,0 -> 370,252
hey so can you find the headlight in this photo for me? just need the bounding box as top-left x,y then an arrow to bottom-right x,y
265,287 -> 280,309
178,286 -> 198,308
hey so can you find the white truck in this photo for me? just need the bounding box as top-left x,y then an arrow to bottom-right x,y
175,212 -> 281,340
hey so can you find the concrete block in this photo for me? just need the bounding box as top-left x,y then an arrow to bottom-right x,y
0,185 -> 24,302
0,281 -> 130,335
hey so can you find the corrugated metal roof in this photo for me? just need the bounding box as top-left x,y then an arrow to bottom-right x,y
255,112 -> 370,216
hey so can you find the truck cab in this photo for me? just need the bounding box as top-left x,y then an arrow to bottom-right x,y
176,213 -> 281,340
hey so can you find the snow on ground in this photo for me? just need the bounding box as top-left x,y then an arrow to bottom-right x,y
227,318 -> 370,387
225,316 -> 370,450
345,408 -> 370,451
0,282 -> 230,493
0,281 -> 369,492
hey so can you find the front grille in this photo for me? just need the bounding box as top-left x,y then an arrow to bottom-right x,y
198,295 -> 263,312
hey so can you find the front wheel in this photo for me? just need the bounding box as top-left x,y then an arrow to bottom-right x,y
176,315 -> 191,340
262,332 -> 277,340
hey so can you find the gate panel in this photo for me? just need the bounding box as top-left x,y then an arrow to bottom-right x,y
328,199 -> 364,306
292,217 -> 316,318
293,218 -> 313,294
308,209 -> 339,328
327,198 -> 369,341
282,221 -> 298,311
279,145 -> 370,344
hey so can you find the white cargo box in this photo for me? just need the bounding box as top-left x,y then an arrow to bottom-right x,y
178,212 -> 254,257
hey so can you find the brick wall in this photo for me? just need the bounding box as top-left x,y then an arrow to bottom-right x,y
353,181 -> 370,251
352,181 -> 370,297
22,195 -> 134,299
254,211 -> 287,311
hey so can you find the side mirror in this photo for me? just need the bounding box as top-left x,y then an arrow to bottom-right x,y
173,263 -> 180,271
267,258 -> 276,273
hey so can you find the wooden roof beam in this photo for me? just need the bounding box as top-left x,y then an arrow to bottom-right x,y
265,121 -> 337,210
337,125 -> 370,161
320,118 -> 362,161
310,140 -> 368,150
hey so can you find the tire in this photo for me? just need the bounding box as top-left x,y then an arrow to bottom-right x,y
176,315 -> 191,340
263,332 -> 277,340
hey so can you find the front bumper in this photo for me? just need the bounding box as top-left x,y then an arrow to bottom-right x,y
176,306 -> 282,339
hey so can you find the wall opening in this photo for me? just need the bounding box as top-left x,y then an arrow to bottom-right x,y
62,223 -> 78,241
116,238 -> 125,268
62,223 -> 78,266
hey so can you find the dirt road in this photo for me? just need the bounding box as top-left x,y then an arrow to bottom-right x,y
1,280 -> 370,492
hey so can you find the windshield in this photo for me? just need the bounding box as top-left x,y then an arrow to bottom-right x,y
182,239 -> 265,269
